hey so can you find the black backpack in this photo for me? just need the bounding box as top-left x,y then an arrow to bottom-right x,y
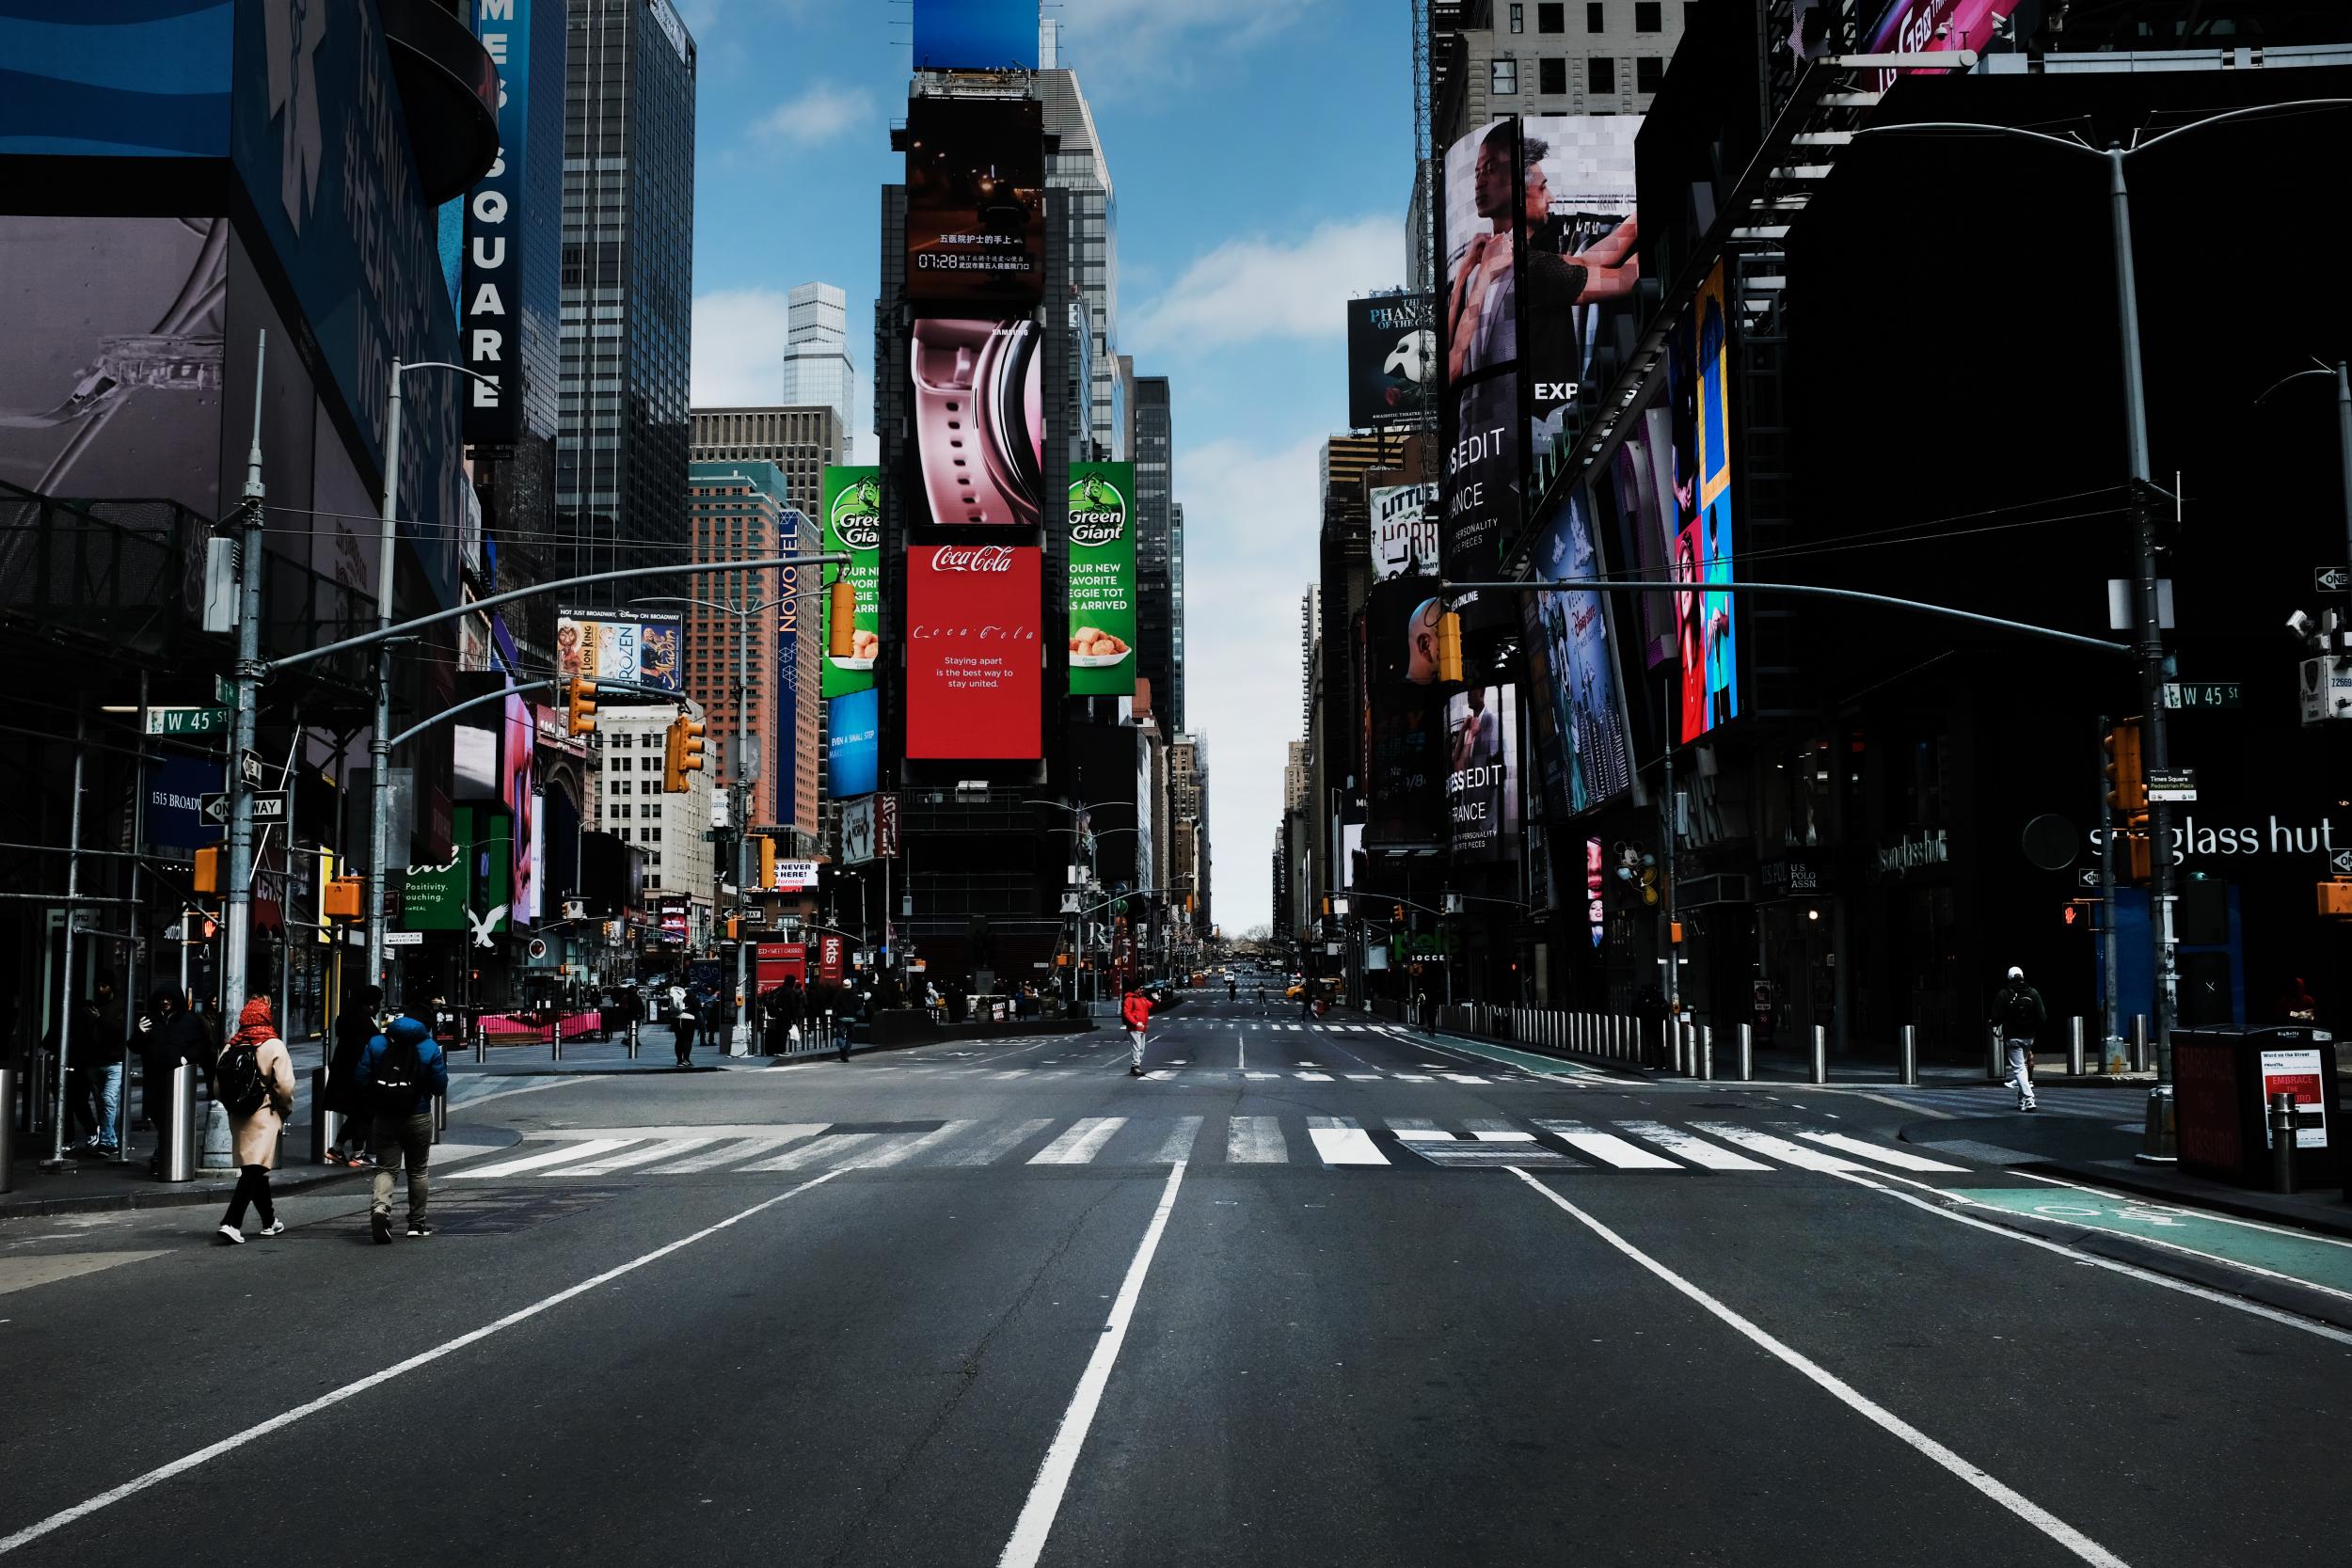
215,1043 -> 268,1117
2000,987 -> 2042,1035
370,1035 -> 421,1115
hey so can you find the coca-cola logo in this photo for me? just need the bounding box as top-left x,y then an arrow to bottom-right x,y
1070,515 -> 1123,546
930,545 -> 1017,572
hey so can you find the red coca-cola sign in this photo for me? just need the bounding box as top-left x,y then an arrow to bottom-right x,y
907,545 -> 1041,760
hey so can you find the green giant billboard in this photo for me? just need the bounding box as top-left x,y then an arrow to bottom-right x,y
1067,462 -> 1136,697
822,466 -> 882,698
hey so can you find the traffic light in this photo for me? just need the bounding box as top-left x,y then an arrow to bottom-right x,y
756,833 -> 777,891
1436,609 -> 1464,684
1392,903 -> 1406,923
828,580 -> 856,657
662,713 -> 707,792
2103,720 -> 2146,815
564,675 -> 598,736
323,876 -> 363,921
194,846 -> 221,894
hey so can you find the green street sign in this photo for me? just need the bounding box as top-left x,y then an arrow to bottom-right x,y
2163,681 -> 2243,710
146,706 -> 230,736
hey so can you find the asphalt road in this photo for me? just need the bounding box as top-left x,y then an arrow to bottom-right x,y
7,988 -> 2351,1567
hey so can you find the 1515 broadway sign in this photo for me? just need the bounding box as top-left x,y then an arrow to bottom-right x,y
906,545 -> 1041,761
1067,463 -> 1136,697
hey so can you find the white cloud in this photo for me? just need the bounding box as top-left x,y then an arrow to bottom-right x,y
1124,215 -> 1399,356
753,82 -> 874,147
690,289 -> 789,406
1057,0 -> 1319,94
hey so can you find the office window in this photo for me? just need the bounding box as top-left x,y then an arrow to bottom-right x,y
1635,0 -> 1661,30
1538,1 -> 1564,29
1539,55 -> 1567,94
1509,3 -> 1523,32
1490,55 -> 1517,94
1589,54 -> 1616,93
1587,1 -> 1604,30
1636,54 -> 1664,90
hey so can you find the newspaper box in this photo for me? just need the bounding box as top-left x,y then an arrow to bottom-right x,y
2172,1026 -> 2339,1188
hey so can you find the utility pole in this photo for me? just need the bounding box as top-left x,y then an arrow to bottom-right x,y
366,356 -> 405,1001
2097,715 -> 2124,1072
1661,673 -> 1679,1023
222,331 -> 269,1029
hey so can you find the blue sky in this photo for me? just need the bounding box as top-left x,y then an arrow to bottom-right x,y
686,0 -> 1416,932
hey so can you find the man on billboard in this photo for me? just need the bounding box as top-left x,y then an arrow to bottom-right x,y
1406,595 -> 1445,686
1520,119 -> 1642,459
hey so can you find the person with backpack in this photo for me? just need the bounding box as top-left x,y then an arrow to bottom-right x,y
215,997 -> 296,1244
325,984 -> 384,1167
1121,985 -> 1153,1078
672,986 -> 699,1067
1990,965 -> 2044,1112
135,985 -> 212,1177
355,1014 -> 450,1243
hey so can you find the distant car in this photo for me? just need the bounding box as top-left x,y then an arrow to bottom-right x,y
1285,980 -> 1308,1000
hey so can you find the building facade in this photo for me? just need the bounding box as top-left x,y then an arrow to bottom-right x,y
777,282 -> 856,448
590,704 -> 713,936
1133,375 -> 1179,730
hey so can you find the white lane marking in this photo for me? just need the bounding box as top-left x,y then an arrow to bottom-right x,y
1440,1073 -> 1488,1085
446,1075 -> 618,1111
1244,1071 -> 1279,1081
1533,1121 -> 1679,1170
1343,1073 -> 1379,1082
744,1132 -> 881,1171
1295,1071 -> 1335,1082
1393,1073 -> 1434,1083
1689,1123 -> 1865,1173
1153,1117 -> 1203,1164
449,1138 -> 631,1181
1237,1037 -> 1246,1069
1508,1171 -> 2135,1567
1614,1121 -> 1770,1171
945,1118 -> 1056,1167
1226,1116 -> 1288,1164
562,1136 -> 723,1177
990,1069 -> 1031,1081
1029,1117 -> 1128,1165
651,1130 -> 825,1173
854,1121 -> 978,1169
1798,1131 -> 1968,1173
0,1170 -> 848,1559
995,1162 -> 1187,1568
1307,1117 -> 1389,1166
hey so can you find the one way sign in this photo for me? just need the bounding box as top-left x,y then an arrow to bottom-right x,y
200,791 -> 288,826
2318,565 -> 2352,594
2331,848 -> 2352,875
2075,867 -> 2101,890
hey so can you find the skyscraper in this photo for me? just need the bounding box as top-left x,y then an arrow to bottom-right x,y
1040,55 -> 1122,456
1133,375 -> 1178,730
558,0 -> 697,608
778,283 -> 856,449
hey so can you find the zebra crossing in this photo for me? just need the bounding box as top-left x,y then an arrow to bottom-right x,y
845,1061 -> 1565,1086
434,1114 -> 1977,1181
1870,1085 -> 2145,1125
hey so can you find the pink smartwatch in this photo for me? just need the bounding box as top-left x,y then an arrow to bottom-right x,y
911,316 -> 1043,529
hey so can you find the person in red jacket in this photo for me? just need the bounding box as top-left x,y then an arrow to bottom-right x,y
1121,987 -> 1152,1077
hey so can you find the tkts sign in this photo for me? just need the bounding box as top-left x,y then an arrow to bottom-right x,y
906,546 -> 1041,761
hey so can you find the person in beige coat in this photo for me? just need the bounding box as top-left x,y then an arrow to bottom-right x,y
216,996 -> 297,1244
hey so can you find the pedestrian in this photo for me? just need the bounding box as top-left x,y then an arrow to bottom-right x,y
673,987 -> 699,1066
134,985 -> 211,1176
1227,977 -> 1237,1002
356,1014 -> 449,1243
215,996 -> 295,1244
1121,984 -> 1153,1078
325,983 -> 383,1166
83,973 -> 127,1156
2278,976 -> 2319,1025
1991,965 -> 2044,1112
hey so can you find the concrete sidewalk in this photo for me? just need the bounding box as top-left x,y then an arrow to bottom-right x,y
1,1122 -> 524,1219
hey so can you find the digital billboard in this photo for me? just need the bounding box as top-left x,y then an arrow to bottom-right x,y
1347,294 -> 1436,432
913,0 -> 1040,70
1439,119 -> 1522,629
906,544 -> 1042,761
557,611 -> 682,695
1610,402 -> 1680,669
1675,261 -> 1738,743
1519,116 -> 1641,480
828,689 -> 879,800
906,97 -> 1044,307
502,688 -> 539,925
1371,483 -> 1439,582
1447,684 -> 1521,863
458,0 -> 544,444
821,466 -> 882,697
1522,488 -> 1632,818
910,317 -> 1042,529
1067,462 -> 1136,696
1368,692 -> 1446,848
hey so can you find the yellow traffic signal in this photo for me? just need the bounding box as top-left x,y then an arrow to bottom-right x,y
1392,903 -> 1406,923
194,845 -> 221,894
564,675 -> 598,736
663,713 -> 707,792
756,834 -> 777,890
1436,610 -> 1464,684
828,580 -> 856,657
323,875 -> 363,921
2103,720 -> 2146,815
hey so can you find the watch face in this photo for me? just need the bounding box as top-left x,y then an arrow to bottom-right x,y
913,316 -> 1041,529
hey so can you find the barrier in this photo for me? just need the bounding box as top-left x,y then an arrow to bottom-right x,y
1811,1024 -> 1828,1085
1899,1024 -> 1917,1087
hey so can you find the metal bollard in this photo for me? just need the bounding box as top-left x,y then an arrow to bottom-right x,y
0,1062 -> 15,1194
23,1050 -> 50,1137
2130,1014 -> 2151,1072
1699,1024 -> 1713,1080
1739,1023 -> 1755,1083
2068,1016 -> 2087,1078
473,1022 -> 488,1064
2269,1091 -> 2298,1194
627,1020 -> 640,1061
1988,1024 -> 2005,1083
431,1090 -> 446,1146
199,1100 -> 235,1174
161,1061 -> 196,1182
1899,1024 -> 1918,1087
1671,1020 -> 1686,1074
551,1019 -> 564,1063
309,1064 -> 336,1165
1812,1024 -> 1828,1086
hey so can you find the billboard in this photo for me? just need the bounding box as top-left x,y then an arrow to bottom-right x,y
911,317 -> 1042,529
1610,402 -> 1681,669
1368,691 -> 1446,848
1675,261 -> 1738,743
1522,488 -> 1633,818
1438,119 -> 1522,628
828,689 -> 879,800
1519,116 -> 1641,480
1447,684 -> 1521,863
1347,294 -> 1436,432
777,503 -> 809,824
906,544 -> 1041,761
557,611 -> 682,695
459,0 -> 543,443
1067,462 -> 1136,696
842,796 -> 879,864
913,0 -> 1039,70
906,97 -> 1044,307
1371,483 -> 1438,581
821,467 -> 882,697
502,689 -> 539,924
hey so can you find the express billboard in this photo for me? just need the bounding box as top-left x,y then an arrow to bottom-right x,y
1447,684 -> 1521,863
828,689 -> 879,799
556,611 -> 682,695
1675,261 -> 1738,743
1347,294 -> 1436,432
910,317 -> 1042,530
821,466 -> 882,697
906,544 -> 1041,761
1519,116 -> 1641,481
1067,462 -> 1136,696
906,97 -> 1044,307
1522,488 -> 1633,818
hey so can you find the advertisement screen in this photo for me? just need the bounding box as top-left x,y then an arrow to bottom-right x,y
906,97 -> 1044,306
1368,690 -> 1446,848
1447,684 -> 1521,863
502,689 -> 537,925
1371,483 -> 1439,582
1610,403 -> 1680,669
1342,822 -> 1366,891
913,0 -> 1039,70
821,466 -> 882,697
1519,116 -> 1641,479
557,612 -> 682,695
1675,261 -> 1738,743
906,544 -> 1041,760
911,317 -> 1042,529
1439,119 -> 1522,627
1522,487 -> 1633,818
1067,462 -> 1136,695
828,689 -> 879,799
1346,294 -> 1436,432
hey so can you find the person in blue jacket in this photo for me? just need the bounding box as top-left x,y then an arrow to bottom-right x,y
355,1015 -> 451,1243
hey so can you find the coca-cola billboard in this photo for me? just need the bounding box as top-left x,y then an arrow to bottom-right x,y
907,545 -> 1041,761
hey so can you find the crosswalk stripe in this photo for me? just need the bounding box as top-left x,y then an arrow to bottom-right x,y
563,1136 -> 724,1176
1295,1070 -> 1334,1082
1030,1117 -> 1127,1164
1796,1130 -> 1968,1173
1244,1070 -> 1279,1081
1227,1116 -> 1287,1164
1534,1121 -> 1680,1170
1343,1073 -> 1379,1082
1153,1117 -> 1203,1164
653,1130 -> 823,1173
1689,1123 -> 1865,1173
855,1120 -> 978,1168
1441,1073 -> 1488,1085
1393,1073 -> 1433,1083
945,1117 -> 1056,1166
453,1138 -> 632,1180
1307,1117 -> 1388,1165
1613,1120 -> 1771,1171
743,1132 -> 882,1171
990,1069 -> 1028,1080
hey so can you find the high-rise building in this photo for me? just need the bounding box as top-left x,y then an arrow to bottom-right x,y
1285,741 -> 1311,813
1133,375 -> 1179,730
689,406 -> 840,522
1168,734 -> 1209,936
558,0 -> 698,609
1299,587 -> 1322,733
1169,499 -> 1187,730
1041,58 -> 1122,456
778,283 -> 856,448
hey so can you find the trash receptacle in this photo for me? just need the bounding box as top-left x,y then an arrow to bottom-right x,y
2174,1026 -> 2339,1188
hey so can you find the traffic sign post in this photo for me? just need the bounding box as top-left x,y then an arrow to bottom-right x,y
2317,566 -> 2350,594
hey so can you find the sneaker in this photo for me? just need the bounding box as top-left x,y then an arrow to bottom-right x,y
256,1219 -> 286,1238
1128,1065 -> 1143,1077
216,1224 -> 246,1245
2023,1102 -> 2040,1113
405,1225 -> 434,1238
371,1211 -> 392,1245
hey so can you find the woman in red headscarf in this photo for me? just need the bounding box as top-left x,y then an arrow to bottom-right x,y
215,996 -> 296,1244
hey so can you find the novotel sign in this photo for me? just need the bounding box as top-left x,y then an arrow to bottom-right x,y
461,0 -> 532,445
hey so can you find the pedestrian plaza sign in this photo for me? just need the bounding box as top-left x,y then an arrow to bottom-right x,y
2147,768 -> 2198,803
147,705 -> 229,736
